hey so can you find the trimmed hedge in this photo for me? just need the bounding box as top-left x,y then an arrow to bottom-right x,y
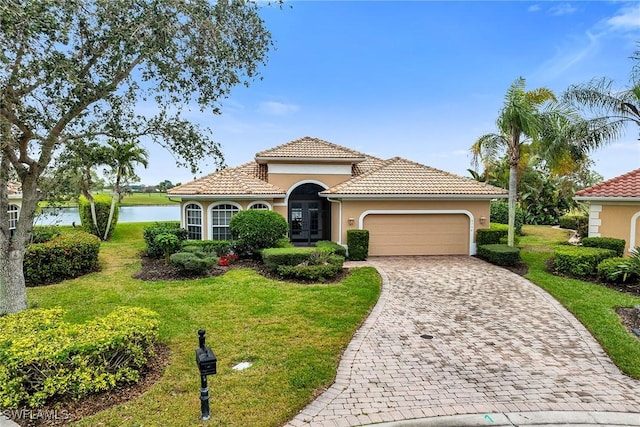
490,201 -> 524,235
597,257 -> 639,284
30,226 -> 61,244
581,237 -> 626,257
477,244 -> 521,266
229,210 -> 288,257
0,306 -> 159,409
79,194 -> 118,240
143,222 -> 187,259
181,240 -> 231,256
24,232 -> 101,286
559,213 -> 589,237
315,240 -> 347,257
553,246 -> 616,277
261,247 -> 317,271
170,252 -> 216,275
276,254 -> 344,282
347,230 -> 369,261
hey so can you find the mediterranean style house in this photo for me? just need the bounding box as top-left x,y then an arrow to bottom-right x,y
6,181 -> 22,237
575,168 -> 640,255
167,137 -> 508,256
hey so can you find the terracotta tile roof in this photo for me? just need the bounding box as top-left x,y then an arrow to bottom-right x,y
235,161 -> 268,181
352,155 -> 386,176
575,169 -> 640,199
255,136 -> 367,163
7,181 -> 21,196
168,166 -> 285,197
321,157 -> 508,197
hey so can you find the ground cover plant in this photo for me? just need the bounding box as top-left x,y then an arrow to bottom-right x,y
520,225 -> 640,379
24,223 -> 381,426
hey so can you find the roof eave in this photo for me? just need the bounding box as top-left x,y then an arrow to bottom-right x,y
319,193 -> 508,200
574,196 -> 640,202
167,193 -> 286,200
255,156 -> 366,164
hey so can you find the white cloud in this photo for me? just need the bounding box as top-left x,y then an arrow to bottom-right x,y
528,4 -> 541,13
258,101 -> 300,116
549,3 -> 578,16
605,3 -> 640,32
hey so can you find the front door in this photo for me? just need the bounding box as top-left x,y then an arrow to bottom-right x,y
290,201 -> 322,243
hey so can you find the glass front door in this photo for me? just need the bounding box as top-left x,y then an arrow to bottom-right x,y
289,201 -> 322,243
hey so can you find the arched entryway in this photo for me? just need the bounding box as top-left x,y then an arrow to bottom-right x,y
288,183 -> 331,245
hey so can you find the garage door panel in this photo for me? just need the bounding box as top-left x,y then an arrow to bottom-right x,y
364,214 -> 469,256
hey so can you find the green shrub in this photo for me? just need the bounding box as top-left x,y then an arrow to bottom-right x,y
553,246 -> 616,277
181,240 -> 231,256
315,240 -> 347,257
143,222 -> 187,259
169,252 -> 216,275
30,225 -> 61,244
261,247 -> 317,271
477,244 -> 521,266
229,210 -> 289,257
24,232 -> 100,286
490,201 -> 524,235
276,254 -> 344,282
155,233 -> 181,264
274,238 -> 294,248
0,306 -> 158,409
78,194 -> 118,240
597,257 -> 639,284
559,213 -> 589,236
581,237 -> 626,257
347,230 -> 369,261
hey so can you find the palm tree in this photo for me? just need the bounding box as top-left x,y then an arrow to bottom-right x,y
563,47 -> 640,141
471,77 -> 557,246
103,140 -> 149,240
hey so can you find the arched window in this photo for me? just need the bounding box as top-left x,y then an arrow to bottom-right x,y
211,203 -> 240,240
248,202 -> 270,210
185,203 -> 202,240
8,204 -> 19,238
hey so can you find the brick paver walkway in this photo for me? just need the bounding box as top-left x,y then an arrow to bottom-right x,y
286,256 -> 640,427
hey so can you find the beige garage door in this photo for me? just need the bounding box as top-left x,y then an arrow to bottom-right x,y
363,214 -> 470,256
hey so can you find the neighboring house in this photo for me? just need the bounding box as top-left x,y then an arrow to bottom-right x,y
575,168 -> 640,255
168,137 -> 508,256
7,181 -> 22,237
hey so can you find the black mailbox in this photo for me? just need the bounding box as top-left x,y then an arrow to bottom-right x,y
195,329 -> 217,376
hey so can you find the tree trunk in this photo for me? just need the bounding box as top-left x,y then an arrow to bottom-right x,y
103,190 -> 118,241
0,246 -> 28,315
507,163 -> 518,247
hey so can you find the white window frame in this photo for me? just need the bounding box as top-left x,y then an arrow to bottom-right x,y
248,201 -> 271,210
8,204 -> 19,237
210,202 -> 242,241
185,202 -> 203,240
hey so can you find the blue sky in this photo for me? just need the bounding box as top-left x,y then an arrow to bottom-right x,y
140,0 -> 640,186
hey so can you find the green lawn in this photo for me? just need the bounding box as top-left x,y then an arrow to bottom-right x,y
27,223 -> 381,426
520,225 -> 640,379
97,192 -> 178,206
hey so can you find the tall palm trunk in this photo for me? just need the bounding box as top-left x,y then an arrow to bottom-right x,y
103,172 -> 121,241
507,130 -> 521,247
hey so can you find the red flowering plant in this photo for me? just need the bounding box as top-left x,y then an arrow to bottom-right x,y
218,253 -> 239,267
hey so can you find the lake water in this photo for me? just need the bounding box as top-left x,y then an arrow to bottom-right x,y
36,205 -> 180,226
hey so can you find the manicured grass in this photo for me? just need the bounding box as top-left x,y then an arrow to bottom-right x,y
97,191 -> 178,206
520,225 -> 640,379
27,223 -> 381,426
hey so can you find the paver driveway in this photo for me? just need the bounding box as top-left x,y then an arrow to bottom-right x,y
286,256 -> 640,427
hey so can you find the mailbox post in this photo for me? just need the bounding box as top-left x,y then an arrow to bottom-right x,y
195,329 -> 217,421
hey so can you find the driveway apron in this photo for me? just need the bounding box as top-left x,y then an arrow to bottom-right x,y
286,256 -> 640,426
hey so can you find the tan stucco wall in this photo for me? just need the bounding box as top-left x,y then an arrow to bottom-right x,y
267,173 -> 351,194
337,199 -> 491,245
597,203 -> 640,255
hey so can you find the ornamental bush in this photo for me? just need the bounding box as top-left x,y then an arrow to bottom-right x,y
229,210 -> 288,257
315,240 -> 347,257
597,257 -> 639,284
553,246 -> 616,277
347,229 -> 369,261
181,240 -> 231,256
276,254 -> 344,282
490,201 -> 524,235
169,252 -> 216,275
261,247 -> 317,271
581,237 -> 626,257
0,307 -> 158,409
477,244 -> 521,266
143,222 -> 188,259
24,232 -> 100,286
79,194 -> 118,240
30,225 -> 61,244
559,213 -> 589,237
